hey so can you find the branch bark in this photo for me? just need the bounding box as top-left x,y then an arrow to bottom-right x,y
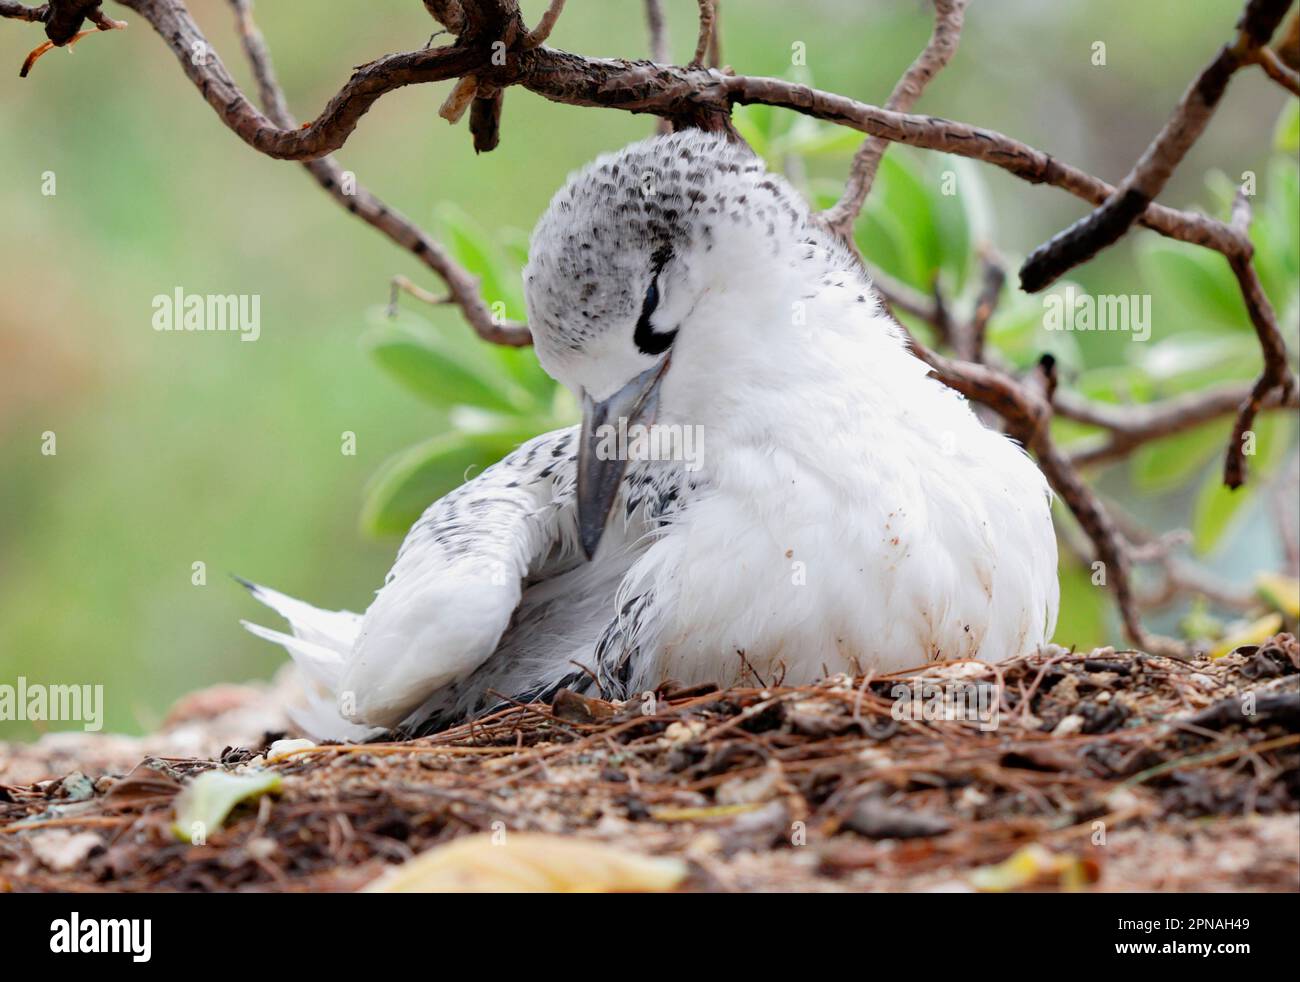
1018,0 -> 1294,292
227,0 -> 528,345
822,0 -> 968,239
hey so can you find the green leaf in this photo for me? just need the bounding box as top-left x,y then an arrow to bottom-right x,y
434,202 -> 524,320
1181,411 -> 1295,557
1202,168 -> 1241,215
1191,474 -> 1252,556
1250,157 -> 1300,314
855,208 -> 911,284
933,155 -> 994,293
860,152 -> 940,289
172,771 -> 282,842
1132,419 -> 1231,493
361,430 -> 526,536
1135,333 -> 1258,385
365,322 -> 525,413
780,121 -> 862,158
1138,239 -> 1246,331
1050,551 -> 1110,651
732,103 -> 776,160
1274,99 -> 1299,153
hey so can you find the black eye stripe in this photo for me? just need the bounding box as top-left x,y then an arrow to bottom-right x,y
634,276 -> 676,355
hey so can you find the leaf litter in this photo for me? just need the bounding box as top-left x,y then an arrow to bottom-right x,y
1,636 -> 1296,892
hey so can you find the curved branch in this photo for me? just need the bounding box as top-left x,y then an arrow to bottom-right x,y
14,1 -> 1223,263
227,0 -> 528,345
1254,44 -> 1300,93
822,0 -> 968,238
690,0 -> 715,69
521,0 -> 565,50
116,0 -> 485,160
723,73 -> 1249,256
1223,252 -> 1298,487
1059,381 -> 1298,468
0,1 -> 47,23
1018,0 -> 1293,291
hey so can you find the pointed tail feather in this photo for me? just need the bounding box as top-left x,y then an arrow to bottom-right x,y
234,576 -> 362,651
240,620 -> 349,691
237,578 -> 373,741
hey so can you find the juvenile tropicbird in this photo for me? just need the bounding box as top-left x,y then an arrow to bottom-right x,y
243,130 -> 1059,740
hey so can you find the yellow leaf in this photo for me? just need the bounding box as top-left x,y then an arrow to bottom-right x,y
650,803 -> 764,822
969,845 -> 1063,892
1256,574 -> 1300,620
364,833 -> 688,893
1210,613 -> 1284,659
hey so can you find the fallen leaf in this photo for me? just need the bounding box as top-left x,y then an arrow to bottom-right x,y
844,799 -> 951,839
171,770 -> 282,842
1211,614 -> 1284,659
968,844 -> 1096,892
1256,574 -> 1300,619
364,833 -> 687,893
651,802 -> 765,822
29,830 -> 103,872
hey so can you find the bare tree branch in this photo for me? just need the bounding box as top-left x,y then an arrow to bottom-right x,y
690,0 -> 715,69
722,74 -> 1249,256
643,0 -> 669,62
966,247 -> 1006,363
1060,382 -> 1298,468
0,1 -> 47,23
1018,0 -> 1294,292
227,0 -> 529,345
423,1 -> 466,35
521,0 -> 565,50
1253,43 -> 1300,93
706,0 -> 722,70
1223,252 -> 1298,487
644,0 -> 672,135
822,0 -> 968,238
3,0 -> 1243,263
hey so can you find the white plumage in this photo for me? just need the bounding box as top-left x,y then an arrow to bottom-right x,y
243,130 -> 1059,740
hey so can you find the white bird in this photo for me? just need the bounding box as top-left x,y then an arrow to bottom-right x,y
243,130 -> 1059,741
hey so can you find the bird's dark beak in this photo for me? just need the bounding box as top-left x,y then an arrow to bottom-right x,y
576,357 -> 670,560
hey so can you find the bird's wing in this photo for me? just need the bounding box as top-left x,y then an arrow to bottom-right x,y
242,425 -> 584,737
340,425 -> 584,728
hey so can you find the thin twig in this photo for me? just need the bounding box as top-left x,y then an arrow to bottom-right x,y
822,0 -> 968,238
521,0 -> 565,49
1060,382 -> 1298,469
706,0 -> 723,69
690,0 -> 715,69
1253,44 -> 1300,93
1223,194 -> 1298,488
227,0 -> 528,345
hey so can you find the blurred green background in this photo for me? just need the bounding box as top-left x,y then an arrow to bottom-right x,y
1,0 -> 1296,737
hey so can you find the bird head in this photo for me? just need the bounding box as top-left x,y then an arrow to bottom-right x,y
523,129 -> 840,558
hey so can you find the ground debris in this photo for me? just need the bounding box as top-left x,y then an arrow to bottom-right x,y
1,638 -> 1296,892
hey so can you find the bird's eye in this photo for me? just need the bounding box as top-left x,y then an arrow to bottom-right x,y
634,277 -> 676,355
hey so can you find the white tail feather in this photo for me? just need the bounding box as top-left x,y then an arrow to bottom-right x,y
239,579 -> 375,741
239,620 -> 349,691
237,578 -> 361,651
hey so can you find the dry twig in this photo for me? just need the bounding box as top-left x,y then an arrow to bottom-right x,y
822,0 -> 969,239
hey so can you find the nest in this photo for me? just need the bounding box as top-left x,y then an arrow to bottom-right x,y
2,636 -> 1297,892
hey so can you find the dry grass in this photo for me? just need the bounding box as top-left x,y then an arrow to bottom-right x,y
2,637 -> 1297,892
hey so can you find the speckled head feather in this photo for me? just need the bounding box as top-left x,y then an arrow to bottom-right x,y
523,130 -> 851,397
